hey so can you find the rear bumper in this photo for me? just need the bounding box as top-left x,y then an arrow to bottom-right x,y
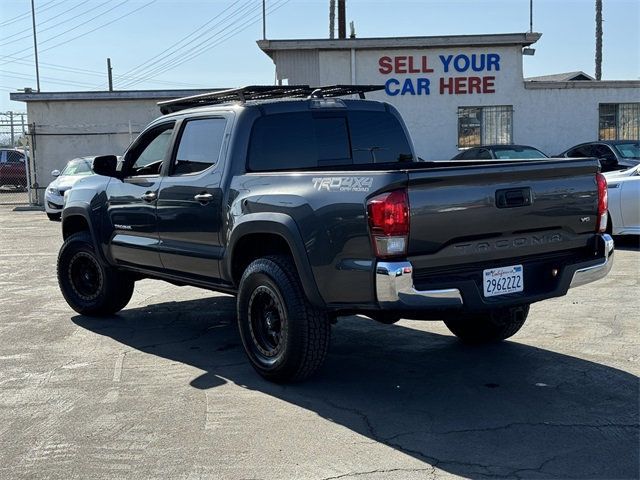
376,234 -> 614,311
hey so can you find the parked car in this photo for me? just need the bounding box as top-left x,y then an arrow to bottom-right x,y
452,145 -> 548,160
556,141 -> 640,173
604,164 -> 640,236
0,148 -> 27,189
45,157 -> 95,221
57,85 -> 613,383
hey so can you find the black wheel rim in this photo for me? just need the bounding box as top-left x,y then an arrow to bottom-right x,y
68,252 -> 103,301
248,285 -> 286,362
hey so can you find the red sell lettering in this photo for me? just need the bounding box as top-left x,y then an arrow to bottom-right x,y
395,56 -> 407,74
483,76 -> 496,93
379,56 -> 393,74
407,56 -> 420,74
421,55 -> 434,73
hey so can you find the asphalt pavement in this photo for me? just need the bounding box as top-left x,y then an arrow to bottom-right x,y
0,207 -> 638,479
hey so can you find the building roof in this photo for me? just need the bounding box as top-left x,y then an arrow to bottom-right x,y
526,71 -> 595,82
258,32 -> 542,57
9,88 -> 223,103
524,79 -> 640,90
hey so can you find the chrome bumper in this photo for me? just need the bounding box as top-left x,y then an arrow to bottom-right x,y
375,262 -> 463,309
375,234 -> 614,309
569,233 -> 614,288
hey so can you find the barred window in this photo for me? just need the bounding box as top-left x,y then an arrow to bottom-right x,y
599,103 -> 640,140
458,105 -> 513,149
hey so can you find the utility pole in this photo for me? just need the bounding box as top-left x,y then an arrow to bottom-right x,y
329,0 -> 335,39
262,0 -> 266,40
529,0 -> 533,32
9,111 -> 15,147
30,0 -> 41,92
595,0 -> 603,80
107,58 -> 113,91
337,0 -> 346,39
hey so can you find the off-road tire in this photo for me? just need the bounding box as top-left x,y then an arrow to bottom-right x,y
57,232 -> 134,316
444,304 -> 530,344
237,255 -> 331,382
47,213 -> 61,221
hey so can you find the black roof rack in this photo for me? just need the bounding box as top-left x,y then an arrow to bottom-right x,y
158,84 -> 384,114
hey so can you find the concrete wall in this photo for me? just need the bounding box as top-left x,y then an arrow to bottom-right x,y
274,45 -> 639,160
26,99 -> 163,197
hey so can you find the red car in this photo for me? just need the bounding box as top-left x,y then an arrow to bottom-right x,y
0,149 -> 27,188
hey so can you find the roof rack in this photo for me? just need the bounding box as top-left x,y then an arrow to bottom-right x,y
158,84 -> 384,114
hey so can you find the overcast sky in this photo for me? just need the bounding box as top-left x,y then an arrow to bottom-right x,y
1,0 -> 638,111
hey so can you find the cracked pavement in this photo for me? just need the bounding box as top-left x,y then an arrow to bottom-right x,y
0,208 -> 638,479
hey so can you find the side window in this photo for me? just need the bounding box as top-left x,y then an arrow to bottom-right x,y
247,110 -> 413,172
458,149 -> 477,160
6,151 -> 25,163
248,112 -> 349,171
476,148 -> 493,160
593,145 -> 615,160
567,146 -> 590,157
126,124 -> 174,177
172,118 -> 227,175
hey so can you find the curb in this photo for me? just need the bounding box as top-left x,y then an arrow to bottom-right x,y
13,205 -> 44,212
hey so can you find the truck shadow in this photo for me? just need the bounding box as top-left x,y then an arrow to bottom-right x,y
72,296 -> 639,479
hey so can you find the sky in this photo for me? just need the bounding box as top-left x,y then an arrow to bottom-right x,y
1,0 -> 638,111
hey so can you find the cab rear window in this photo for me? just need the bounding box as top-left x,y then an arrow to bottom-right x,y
247,110 -> 413,171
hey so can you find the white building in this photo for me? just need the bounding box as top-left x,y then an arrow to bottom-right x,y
10,32 -> 639,204
257,32 -> 639,159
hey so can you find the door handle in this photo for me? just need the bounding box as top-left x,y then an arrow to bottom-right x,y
141,191 -> 157,202
194,193 -> 214,204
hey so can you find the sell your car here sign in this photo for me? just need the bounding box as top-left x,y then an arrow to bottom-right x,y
378,52 -> 501,96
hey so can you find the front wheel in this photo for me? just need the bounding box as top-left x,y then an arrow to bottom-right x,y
47,212 -> 61,221
237,255 -> 331,382
444,304 -> 530,344
57,232 -> 134,316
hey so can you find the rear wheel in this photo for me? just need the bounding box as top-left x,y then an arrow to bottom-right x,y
237,255 -> 331,382
444,305 -> 529,344
57,232 -> 134,316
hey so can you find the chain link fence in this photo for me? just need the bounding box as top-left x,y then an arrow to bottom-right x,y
0,112 -> 31,205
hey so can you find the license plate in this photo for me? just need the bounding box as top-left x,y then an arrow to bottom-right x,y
483,265 -> 524,297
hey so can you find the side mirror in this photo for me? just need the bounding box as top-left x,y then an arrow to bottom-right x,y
92,155 -> 119,178
51,169 -> 61,177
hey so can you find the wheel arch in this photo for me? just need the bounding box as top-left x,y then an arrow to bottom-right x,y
61,206 -> 107,263
225,214 -> 325,308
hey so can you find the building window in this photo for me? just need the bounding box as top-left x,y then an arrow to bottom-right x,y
599,103 -> 640,140
458,105 -> 513,149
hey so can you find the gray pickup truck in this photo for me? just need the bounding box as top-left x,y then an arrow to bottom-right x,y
57,85 -> 613,382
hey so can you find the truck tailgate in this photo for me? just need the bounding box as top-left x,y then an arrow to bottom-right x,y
406,159 -> 601,270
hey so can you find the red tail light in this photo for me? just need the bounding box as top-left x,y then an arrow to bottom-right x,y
366,189 -> 410,257
596,172 -> 608,233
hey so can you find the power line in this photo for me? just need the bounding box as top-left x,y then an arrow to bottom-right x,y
120,0 -> 290,89
0,0 -> 94,47
0,0 -> 61,28
1,1 -> 131,60
116,0 -> 254,84
1,71 -> 99,89
39,0 -> 156,55
0,54 -> 205,88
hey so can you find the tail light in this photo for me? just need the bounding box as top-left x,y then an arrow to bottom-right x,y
366,189 -> 409,257
596,172 -> 608,233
